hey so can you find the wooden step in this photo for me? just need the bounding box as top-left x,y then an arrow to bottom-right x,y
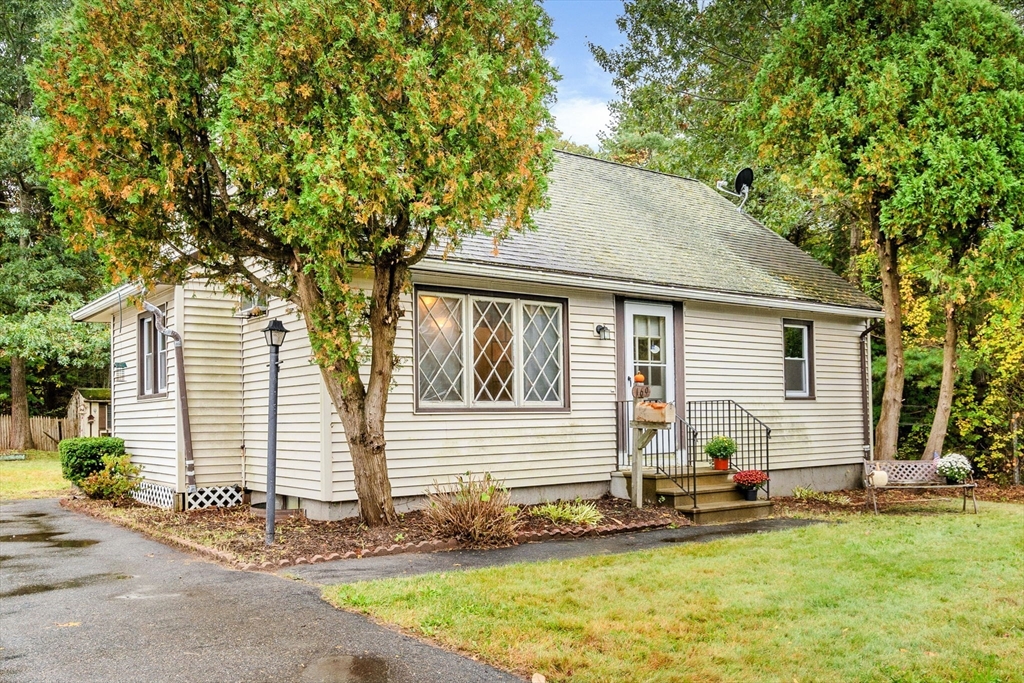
656,483 -> 746,504
676,500 -> 773,525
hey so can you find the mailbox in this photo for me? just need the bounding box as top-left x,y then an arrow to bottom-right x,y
635,401 -> 675,424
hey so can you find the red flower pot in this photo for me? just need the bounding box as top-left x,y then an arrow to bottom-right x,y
712,457 -> 730,471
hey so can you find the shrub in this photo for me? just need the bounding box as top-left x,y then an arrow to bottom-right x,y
59,437 -> 125,484
530,500 -> 604,526
936,454 -> 973,483
732,470 -> 769,490
704,435 -> 736,460
424,472 -> 521,547
792,486 -> 851,506
79,454 -> 141,503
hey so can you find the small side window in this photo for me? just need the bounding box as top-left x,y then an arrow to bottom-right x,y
783,320 -> 814,399
239,291 -> 269,318
138,306 -> 168,398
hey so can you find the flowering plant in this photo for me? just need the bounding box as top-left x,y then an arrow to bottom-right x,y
936,454 -> 972,483
732,469 -> 769,490
704,436 -> 736,460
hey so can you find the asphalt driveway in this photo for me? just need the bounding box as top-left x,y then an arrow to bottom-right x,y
0,499 -> 517,683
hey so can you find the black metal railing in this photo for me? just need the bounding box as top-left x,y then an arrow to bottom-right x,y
616,399 -> 772,501
615,400 -> 700,508
686,400 -> 772,498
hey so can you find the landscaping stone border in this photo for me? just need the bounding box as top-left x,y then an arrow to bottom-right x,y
61,497 -> 676,572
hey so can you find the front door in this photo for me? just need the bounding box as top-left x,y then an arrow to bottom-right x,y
624,301 -> 675,404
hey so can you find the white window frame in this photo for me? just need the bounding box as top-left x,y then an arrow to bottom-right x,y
784,320 -> 813,399
238,291 -> 269,318
138,307 -> 168,398
416,289 -> 567,411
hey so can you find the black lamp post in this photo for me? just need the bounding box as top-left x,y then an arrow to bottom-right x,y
262,319 -> 288,546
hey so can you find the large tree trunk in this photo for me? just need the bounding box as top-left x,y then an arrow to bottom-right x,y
872,214 -> 905,460
922,303 -> 958,460
294,260 -> 404,526
10,356 -> 35,451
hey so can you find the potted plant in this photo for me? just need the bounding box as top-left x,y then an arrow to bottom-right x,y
704,435 -> 736,471
732,469 -> 769,501
936,454 -> 972,484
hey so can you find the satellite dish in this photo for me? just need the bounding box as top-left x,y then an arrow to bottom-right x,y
715,167 -> 755,213
734,167 -> 754,195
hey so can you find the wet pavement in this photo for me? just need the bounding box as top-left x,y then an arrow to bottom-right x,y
0,499 -> 518,683
285,517 -> 820,585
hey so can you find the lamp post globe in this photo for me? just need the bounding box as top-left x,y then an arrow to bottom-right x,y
263,319 -> 288,348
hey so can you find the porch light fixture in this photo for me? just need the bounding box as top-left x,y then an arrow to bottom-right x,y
262,319 -> 288,545
595,324 -> 612,341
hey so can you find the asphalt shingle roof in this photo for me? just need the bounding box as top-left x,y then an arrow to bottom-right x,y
432,151 -> 880,311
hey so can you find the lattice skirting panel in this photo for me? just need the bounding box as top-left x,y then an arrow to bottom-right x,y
186,486 -> 244,511
133,481 -> 176,510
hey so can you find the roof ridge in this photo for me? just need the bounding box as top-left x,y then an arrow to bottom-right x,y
552,148 -> 702,184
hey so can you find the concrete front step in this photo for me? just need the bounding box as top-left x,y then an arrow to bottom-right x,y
676,500 -> 773,524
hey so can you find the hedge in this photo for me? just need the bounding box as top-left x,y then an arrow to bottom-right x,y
59,437 -> 125,484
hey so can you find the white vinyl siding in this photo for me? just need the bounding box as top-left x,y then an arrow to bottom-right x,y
328,275 -> 614,500
110,288 -> 178,488
181,280 -> 244,487
241,295 -> 324,499
685,301 -> 866,470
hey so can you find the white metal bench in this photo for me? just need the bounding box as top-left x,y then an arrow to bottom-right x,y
863,460 -> 977,514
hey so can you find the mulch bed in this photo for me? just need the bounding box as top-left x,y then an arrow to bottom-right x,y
62,495 -> 688,571
772,480 -> 1024,517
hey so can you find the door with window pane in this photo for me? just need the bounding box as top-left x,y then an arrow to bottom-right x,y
624,302 -> 674,404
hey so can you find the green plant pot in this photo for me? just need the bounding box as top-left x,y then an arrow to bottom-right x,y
712,458 -> 730,471
945,476 -> 962,485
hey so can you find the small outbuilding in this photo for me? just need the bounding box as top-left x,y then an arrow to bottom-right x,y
67,388 -> 112,438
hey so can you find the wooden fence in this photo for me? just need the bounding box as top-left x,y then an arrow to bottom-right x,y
0,415 -> 78,451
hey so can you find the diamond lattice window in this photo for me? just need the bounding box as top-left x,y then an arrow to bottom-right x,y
417,295 -> 465,403
473,299 -> 515,402
416,291 -> 566,408
522,304 -> 562,403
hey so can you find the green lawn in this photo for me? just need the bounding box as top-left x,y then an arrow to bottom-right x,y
0,450 -> 72,500
326,502 -> 1024,683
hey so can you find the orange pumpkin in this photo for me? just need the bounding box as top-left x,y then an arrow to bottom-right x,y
633,372 -> 645,383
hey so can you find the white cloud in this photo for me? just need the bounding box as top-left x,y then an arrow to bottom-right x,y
551,96 -> 612,150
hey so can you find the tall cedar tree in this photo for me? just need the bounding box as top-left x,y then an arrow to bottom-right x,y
2,0 -> 107,450
744,0 -> 1024,459
36,0 -> 555,524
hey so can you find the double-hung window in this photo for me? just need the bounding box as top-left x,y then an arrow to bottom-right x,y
416,290 -> 567,409
783,319 -> 814,399
138,308 -> 168,398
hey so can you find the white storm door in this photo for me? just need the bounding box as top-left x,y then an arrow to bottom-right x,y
624,301 -> 675,404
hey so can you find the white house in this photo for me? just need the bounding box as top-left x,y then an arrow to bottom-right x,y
72,151 -> 882,521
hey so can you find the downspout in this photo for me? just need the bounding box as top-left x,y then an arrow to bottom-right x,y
144,301 -> 197,492
860,322 -> 874,460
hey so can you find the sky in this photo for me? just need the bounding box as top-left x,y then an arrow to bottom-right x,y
544,1 -> 628,149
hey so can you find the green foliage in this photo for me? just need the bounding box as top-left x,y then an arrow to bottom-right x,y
424,472 -> 521,547
704,435 -> 736,460
59,436 -> 124,484
1,0 -> 108,416
792,486 -> 852,506
79,454 -> 141,503
36,0 -> 556,521
36,0 -> 555,373
529,500 -> 603,526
